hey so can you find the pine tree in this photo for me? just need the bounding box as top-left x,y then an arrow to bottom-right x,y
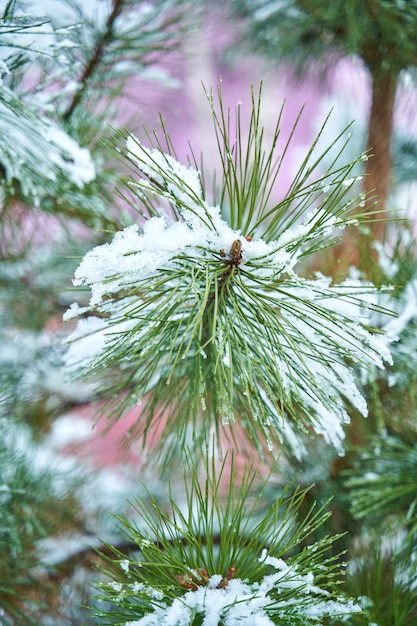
230,0 -> 417,252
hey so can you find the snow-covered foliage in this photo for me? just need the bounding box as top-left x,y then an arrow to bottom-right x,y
356,232 -> 417,391
0,3 -> 189,619
113,551 -> 361,626
0,87 -> 96,201
65,107 -> 393,459
94,455 -> 363,625
0,326 -> 76,418
0,1 -> 97,205
0,3 -> 77,64
0,416 -> 84,620
0,0 -> 187,227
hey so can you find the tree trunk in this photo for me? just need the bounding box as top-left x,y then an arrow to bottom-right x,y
363,68 -> 397,242
316,68 -> 397,277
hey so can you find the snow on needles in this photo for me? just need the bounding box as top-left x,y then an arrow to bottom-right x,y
118,550 -> 361,625
64,135 -> 393,456
69,136 -> 298,309
0,88 -> 95,199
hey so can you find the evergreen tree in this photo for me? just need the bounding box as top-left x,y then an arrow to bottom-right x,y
230,0 -> 417,247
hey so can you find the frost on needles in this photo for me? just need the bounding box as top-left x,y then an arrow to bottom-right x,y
64,88 -> 393,460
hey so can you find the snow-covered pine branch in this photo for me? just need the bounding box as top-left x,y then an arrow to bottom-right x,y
65,87 -> 393,463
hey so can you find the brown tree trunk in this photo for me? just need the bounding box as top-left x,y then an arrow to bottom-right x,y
363,68 -> 397,242
315,68 -> 397,276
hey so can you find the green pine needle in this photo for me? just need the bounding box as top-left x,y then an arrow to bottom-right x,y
93,451 -> 360,625
65,84 -> 393,466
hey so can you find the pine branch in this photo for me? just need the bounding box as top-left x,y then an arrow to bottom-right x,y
344,542 -> 417,626
93,452 -> 361,625
345,432 -> 417,537
65,85 -> 393,467
63,0 -> 125,121
0,421 -> 83,624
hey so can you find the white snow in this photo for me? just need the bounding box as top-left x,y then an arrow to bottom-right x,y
48,414 -> 92,446
0,60 -> 10,84
64,317 -> 109,369
126,137 -> 203,201
17,0 -> 111,30
44,125 -> 96,187
0,88 -> 96,197
384,281 -> 417,338
119,550 -> 361,625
